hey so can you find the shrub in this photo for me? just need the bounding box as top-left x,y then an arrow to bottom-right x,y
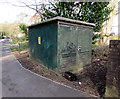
92,45 -> 109,58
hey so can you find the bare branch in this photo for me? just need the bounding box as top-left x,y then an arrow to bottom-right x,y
49,1 -> 57,9
0,1 -> 26,7
33,0 -> 38,13
0,0 -> 48,7
0,0 -> 51,22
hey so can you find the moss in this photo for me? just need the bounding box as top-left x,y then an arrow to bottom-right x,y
105,86 -> 118,97
68,66 -> 83,73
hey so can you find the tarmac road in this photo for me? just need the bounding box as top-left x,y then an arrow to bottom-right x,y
1,42 -> 91,97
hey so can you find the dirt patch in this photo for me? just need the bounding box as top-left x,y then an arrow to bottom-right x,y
12,49 -> 108,97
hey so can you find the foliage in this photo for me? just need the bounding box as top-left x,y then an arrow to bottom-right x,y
2,1 -> 113,32
92,45 -> 109,58
19,23 -> 27,35
0,23 -> 27,41
2,1 -> 113,45
19,23 -> 28,40
19,41 -> 28,50
119,33 -> 120,40
92,34 -> 101,45
10,41 -> 20,45
10,41 -> 28,50
42,2 -> 113,32
10,40 -> 27,46
41,2 -> 113,45
0,23 -> 20,40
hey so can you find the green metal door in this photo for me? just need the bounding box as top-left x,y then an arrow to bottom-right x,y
77,27 -> 92,69
58,24 -> 77,72
58,23 -> 92,72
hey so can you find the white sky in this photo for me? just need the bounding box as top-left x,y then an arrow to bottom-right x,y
0,0 -> 119,24
0,0 -> 50,23
0,2 -> 35,23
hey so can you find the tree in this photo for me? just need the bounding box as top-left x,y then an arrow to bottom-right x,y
2,1 -> 113,44
0,0 -> 49,21
42,2 -> 113,32
1,0 -> 112,31
19,23 -> 27,37
41,2 -> 113,45
30,13 -> 41,24
0,23 -> 22,41
2,1 -> 112,32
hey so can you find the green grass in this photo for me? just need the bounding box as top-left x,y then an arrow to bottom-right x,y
10,42 -> 19,45
10,41 -> 27,45
10,41 -> 28,50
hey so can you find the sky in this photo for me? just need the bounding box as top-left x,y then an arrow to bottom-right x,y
0,0 -> 119,24
0,0 -> 50,23
0,2 -> 35,23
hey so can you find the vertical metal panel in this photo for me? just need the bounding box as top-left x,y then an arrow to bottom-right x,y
28,22 -> 58,69
58,23 -> 93,72
77,27 -> 92,69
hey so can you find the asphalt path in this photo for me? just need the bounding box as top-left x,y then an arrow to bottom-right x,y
1,42 -> 92,97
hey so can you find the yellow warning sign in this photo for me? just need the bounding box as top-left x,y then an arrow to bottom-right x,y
38,37 -> 41,44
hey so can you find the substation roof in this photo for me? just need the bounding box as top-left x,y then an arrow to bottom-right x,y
28,16 -> 95,28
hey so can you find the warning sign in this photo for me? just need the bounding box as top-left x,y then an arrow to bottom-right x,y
38,37 -> 41,44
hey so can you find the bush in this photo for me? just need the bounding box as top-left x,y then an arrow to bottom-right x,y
10,41 -> 28,50
92,45 -> 109,58
20,41 -> 28,49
